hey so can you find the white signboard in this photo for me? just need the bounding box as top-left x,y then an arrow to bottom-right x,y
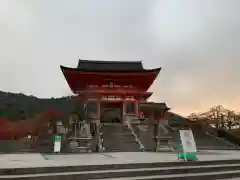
54,136 -> 61,152
179,130 -> 197,153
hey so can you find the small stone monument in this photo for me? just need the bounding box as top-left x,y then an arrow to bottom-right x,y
75,120 -> 92,153
155,118 -> 173,152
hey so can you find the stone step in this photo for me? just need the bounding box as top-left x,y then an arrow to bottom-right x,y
94,170 -> 240,180
169,126 -> 238,151
102,143 -> 138,148
2,159 -> 240,175
2,160 -> 240,179
103,133 -> 133,136
102,124 -> 139,152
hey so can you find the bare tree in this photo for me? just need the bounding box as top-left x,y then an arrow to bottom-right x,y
188,105 -> 239,130
188,113 -> 198,121
224,110 -> 240,130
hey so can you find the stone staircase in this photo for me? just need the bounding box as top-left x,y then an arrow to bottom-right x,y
131,124 -> 156,151
102,123 -> 140,152
32,133 -> 55,153
166,124 -> 238,151
0,133 -> 55,153
3,159 -> 240,179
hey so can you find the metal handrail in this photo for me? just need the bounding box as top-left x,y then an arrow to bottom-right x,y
126,119 -> 145,151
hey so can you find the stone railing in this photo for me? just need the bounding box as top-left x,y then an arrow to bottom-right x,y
125,116 -> 145,151
155,121 -> 174,152
68,120 -> 93,153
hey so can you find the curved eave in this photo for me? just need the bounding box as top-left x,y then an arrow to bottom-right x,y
143,92 -> 153,100
140,102 -> 170,111
60,65 -> 161,93
60,65 -> 161,73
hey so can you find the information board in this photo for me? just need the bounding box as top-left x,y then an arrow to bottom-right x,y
179,130 -> 197,153
179,130 -> 197,160
54,135 -> 61,152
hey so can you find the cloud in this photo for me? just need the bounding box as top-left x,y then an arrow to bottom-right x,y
0,0 -> 240,115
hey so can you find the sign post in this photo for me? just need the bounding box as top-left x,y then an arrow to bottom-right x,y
179,130 -> 197,161
54,135 -> 62,153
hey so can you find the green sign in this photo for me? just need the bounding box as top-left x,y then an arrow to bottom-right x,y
179,130 -> 197,161
55,136 -> 62,142
179,153 -> 197,160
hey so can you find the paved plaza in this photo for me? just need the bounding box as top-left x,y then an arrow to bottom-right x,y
0,150 -> 240,169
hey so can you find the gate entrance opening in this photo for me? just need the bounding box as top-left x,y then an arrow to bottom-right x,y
100,102 -> 122,123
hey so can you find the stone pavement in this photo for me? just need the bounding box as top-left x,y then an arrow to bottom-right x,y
0,150 -> 240,169
1,151 -> 240,179
218,178 -> 240,180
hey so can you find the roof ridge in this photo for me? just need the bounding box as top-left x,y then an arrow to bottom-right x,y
78,59 -> 142,64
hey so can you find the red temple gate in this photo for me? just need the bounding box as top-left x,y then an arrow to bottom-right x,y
61,60 -> 161,122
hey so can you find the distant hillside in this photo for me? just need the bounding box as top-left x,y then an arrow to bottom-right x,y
168,112 -> 186,127
0,91 -> 185,123
0,91 -> 77,120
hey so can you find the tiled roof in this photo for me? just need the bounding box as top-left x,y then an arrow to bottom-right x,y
140,102 -> 170,110
77,60 -> 144,71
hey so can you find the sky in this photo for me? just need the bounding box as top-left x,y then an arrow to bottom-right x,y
0,0 -> 240,116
